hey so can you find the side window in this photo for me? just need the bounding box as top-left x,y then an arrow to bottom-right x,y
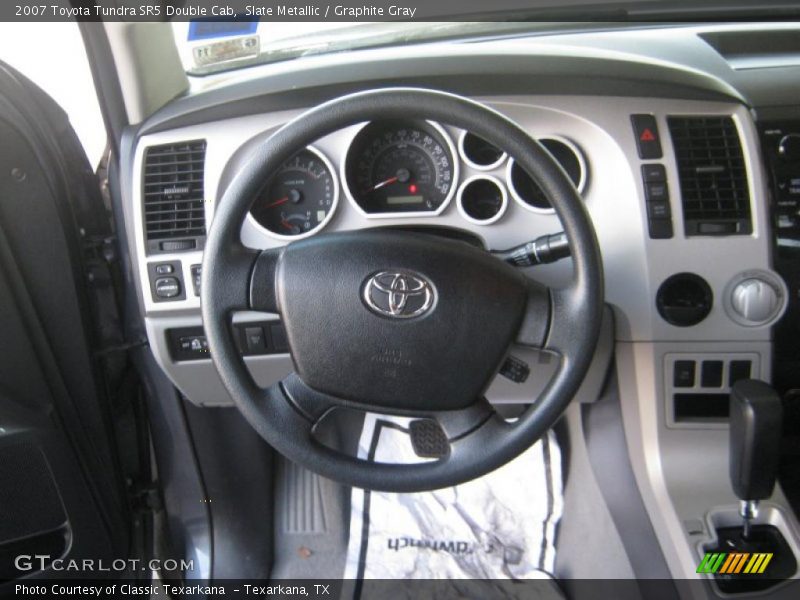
0,23 -> 105,167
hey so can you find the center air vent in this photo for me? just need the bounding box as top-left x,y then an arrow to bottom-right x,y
142,140 -> 207,253
667,116 -> 751,236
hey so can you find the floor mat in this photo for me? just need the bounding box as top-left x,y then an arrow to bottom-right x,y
344,414 -> 564,582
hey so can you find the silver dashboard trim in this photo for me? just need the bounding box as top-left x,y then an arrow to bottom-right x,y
457,128 -> 509,171
244,144 -> 340,241
505,134 -> 588,214
339,119 -> 460,220
455,174 -> 509,226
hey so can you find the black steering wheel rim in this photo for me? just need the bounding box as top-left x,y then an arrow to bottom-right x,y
201,88 -> 603,492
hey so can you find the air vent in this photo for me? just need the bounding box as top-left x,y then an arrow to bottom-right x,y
668,117 -> 752,236
143,140 -> 206,253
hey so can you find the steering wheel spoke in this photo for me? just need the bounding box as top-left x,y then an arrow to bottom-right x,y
200,242 -> 262,313
276,374 -> 500,468
516,277 -> 554,348
542,287 -> 584,357
249,247 -> 282,313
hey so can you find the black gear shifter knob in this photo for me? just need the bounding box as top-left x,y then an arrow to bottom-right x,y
729,379 -> 782,502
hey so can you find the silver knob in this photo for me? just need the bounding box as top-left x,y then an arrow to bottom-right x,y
731,278 -> 779,323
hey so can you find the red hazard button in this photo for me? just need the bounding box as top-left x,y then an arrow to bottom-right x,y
640,128 -> 656,142
631,114 -> 663,159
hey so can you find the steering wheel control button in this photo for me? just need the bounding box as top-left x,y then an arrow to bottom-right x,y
363,270 -> 436,319
701,360 -> 724,388
269,323 -> 289,352
673,360 -> 696,388
499,355 -> 531,383
155,277 -> 181,298
409,420 -> 449,459
244,326 -> 266,353
631,114 -> 663,159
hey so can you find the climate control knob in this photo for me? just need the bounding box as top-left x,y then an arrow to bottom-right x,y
731,278 -> 780,323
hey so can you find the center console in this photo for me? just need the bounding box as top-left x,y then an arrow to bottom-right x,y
760,120 -> 800,396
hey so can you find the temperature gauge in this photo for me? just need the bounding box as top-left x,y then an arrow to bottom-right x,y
249,147 -> 338,239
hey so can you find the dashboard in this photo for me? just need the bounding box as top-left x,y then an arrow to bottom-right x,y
122,23 -> 800,415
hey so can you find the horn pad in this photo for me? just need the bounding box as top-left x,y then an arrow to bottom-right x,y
276,230 -> 531,411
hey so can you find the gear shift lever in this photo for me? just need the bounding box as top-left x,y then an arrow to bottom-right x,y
729,380 -> 783,539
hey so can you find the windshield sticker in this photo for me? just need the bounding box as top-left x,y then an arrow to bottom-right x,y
188,17 -> 259,41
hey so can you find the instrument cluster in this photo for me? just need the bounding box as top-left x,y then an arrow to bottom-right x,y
247,119 -> 588,239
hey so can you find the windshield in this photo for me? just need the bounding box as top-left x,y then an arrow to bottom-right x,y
173,22 -> 567,75
170,0 -> 800,75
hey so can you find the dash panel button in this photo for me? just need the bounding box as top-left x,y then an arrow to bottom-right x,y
155,277 -> 181,299
631,114 -> 663,159
674,360 -> 696,388
701,360 -> 724,388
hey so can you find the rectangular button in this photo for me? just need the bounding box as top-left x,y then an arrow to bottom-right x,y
701,360 -> 724,388
631,114 -> 663,159
729,360 -> 752,387
645,181 -> 669,203
190,264 -> 202,296
270,323 -> 289,352
647,200 -> 671,220
648,219 -> 673,239
155,263 -> 174,275
180,336 -> 208,354
642,164 -> 666,182
244,327 -> 266,353
674,360 -> 696,388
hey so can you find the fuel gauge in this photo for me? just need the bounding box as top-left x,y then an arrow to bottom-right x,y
457,175 -> 507,225
249,147 -> 339,239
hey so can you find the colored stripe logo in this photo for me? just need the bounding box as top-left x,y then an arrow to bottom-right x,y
697,552 -> 773,574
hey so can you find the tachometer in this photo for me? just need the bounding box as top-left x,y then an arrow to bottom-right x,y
249,147 -> 338,239
343,120 -> 458,215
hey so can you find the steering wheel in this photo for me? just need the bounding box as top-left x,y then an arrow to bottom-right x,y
202,88 -> 603,492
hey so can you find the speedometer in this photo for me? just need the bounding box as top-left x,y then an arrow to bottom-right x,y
343,120 -> 458,215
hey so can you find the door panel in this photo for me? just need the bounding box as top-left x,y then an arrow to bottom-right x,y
0,62 -> 131,583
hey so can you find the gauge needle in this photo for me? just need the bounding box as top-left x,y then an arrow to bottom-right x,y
265,196 -> 289,208
363,176 -> 398,194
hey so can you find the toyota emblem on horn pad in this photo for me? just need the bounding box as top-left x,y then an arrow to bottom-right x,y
363,271 -> 436,319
